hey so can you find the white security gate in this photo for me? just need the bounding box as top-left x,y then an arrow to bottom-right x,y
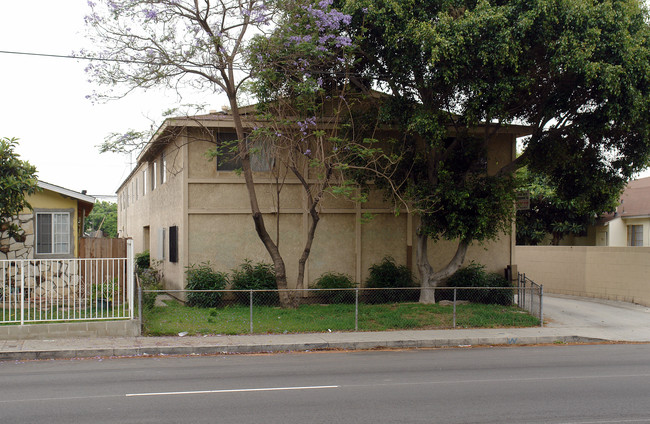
1,240 -> 134,324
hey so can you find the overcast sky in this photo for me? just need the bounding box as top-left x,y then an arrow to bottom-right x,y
1,2 -> 649,200
0,1 -> 221,199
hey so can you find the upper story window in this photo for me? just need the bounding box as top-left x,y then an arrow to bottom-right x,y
627,224 -> 643,246
214,131 -> 272,172
161,152 -> 167,184
36,211 -> 71,256
143,169 -> 148,195
152,161 -> 158,190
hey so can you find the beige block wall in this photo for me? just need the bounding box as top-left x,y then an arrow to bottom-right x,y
517,246 -> 650,306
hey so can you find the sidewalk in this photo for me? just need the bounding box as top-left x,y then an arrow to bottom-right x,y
1,295 -> 648,360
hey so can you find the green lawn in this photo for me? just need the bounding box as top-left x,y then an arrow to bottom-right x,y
143,301 -> 540,336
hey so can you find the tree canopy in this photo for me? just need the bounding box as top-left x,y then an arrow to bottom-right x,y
0,137 -> 39,245
339,0 -> 650,301
85,201 -> 118,238
85,0 -> 650,304
84,0 -> 361,307
516,166 -> 621,245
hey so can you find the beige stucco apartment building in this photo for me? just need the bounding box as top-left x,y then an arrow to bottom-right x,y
116,110 -> 528,291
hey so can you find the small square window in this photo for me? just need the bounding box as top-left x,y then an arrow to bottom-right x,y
36,212 -> 71,255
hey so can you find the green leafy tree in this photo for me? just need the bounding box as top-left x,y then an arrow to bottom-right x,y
83,0 -> 359,307
516,167 -> 620,245
0,137 -> 39,249
340,0 -> 650,302
84,201 -> 118,238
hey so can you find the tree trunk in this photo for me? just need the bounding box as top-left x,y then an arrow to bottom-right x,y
416,229 -> 470,304
229,97 -> 296,308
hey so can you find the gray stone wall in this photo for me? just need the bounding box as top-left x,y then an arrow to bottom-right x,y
0,213 -> 34,260
2,260 -> 83,307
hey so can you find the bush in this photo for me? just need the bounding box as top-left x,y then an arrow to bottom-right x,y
138,267 -> 162,310
135,250 -> 150,271
231,260 -> 278,305
185,262 -> 228,308
443,263 -> 513,305
313,272 -> 356,304
364,257 -> 418,303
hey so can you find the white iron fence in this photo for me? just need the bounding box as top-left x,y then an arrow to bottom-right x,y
1,240 -> 134,324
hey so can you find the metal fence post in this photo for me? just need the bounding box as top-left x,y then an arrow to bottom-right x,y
453,288 -> 457,329
249,289 -> 253,334
539,284 -> 544,327
138,284 -> 143,333
127,239 -> 135,319
20,261 -> 24,326
355,287 -> 359,331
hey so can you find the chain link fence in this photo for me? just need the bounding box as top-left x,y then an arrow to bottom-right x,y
139,284 -> 543,335
517,273 -> 543,326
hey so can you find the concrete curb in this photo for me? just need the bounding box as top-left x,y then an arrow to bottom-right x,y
0,335 -> 608,361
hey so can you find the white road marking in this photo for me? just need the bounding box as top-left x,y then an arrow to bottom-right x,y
125,385 -> 340,397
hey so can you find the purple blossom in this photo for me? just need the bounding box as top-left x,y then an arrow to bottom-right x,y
304,149 -> 312,155
143,8 -> 158,20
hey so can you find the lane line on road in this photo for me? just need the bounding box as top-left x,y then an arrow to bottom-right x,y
342,373 -> 650,390
125,385 -> 340,397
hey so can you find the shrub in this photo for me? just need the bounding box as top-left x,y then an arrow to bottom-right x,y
443,263 -> 512,305
364,257 -> 418,303
135,250 -> 150,271
138,267 -> 162,310
89,278 -> 120,305
313,272 -> 356,304
185,262 -> 228,308
231,260 -> 278,305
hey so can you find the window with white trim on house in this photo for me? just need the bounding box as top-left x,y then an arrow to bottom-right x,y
143,169 -> 147,195
36,212 -> 71,255
627,224 -> 643,246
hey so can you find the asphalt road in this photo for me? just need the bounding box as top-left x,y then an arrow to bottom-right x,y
1,344 -> 650,423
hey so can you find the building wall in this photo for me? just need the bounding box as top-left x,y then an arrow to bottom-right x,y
517,246 -> 650,306
0,189 -> 81,259
118,139 -> 185,290
119,127 -> 517,291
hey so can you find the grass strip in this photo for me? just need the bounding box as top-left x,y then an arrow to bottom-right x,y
143,301 -> 540,336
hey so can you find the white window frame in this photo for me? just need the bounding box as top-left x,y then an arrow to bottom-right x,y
161,152 -> 167,184
143,169 -> 148,195
152,162 -> 158,190
35,209 -> 74,258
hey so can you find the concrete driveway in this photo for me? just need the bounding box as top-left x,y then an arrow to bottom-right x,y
544,294 -> 650,341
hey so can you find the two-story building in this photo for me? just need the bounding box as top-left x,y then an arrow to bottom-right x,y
117,108 -> 528,292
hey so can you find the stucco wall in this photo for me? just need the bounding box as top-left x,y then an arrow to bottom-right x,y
119,125 -> 518,291
517,246 -> 650,306
118,140 -> 185,290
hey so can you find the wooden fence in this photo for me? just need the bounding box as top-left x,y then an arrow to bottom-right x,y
79,238 -> 127,259
79,238 -> 129,292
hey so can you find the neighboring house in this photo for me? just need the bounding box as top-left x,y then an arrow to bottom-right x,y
593,177 -> 650,247
0,181 -> 95,260
116,109 -> 530,292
